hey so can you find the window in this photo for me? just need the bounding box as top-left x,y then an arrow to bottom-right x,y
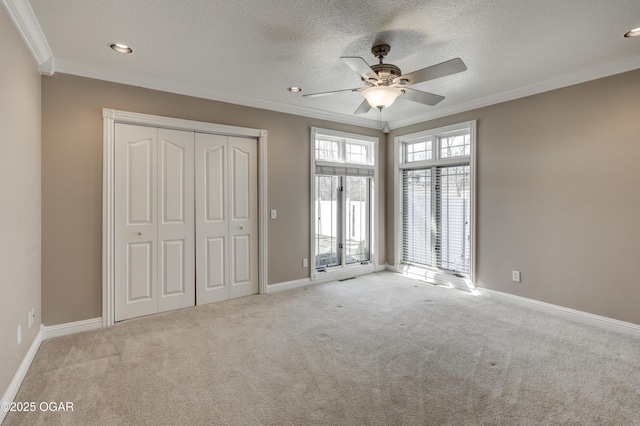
345,176 -> 370,263
345,142 -> 369,164
311,128 -> 378,279
405,138 -> 433,162
395,121 -> 476,288
315,138 -> 340,161
315,175 -> 341,268
439,131 -> 470,158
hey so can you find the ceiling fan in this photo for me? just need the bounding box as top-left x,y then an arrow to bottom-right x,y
303,44 -> 467,115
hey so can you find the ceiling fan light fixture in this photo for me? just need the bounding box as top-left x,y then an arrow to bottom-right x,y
362,86 -> 403,109
624,27 -> 640,38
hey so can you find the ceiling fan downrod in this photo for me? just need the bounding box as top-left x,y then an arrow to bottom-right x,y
371,44 -> 391,63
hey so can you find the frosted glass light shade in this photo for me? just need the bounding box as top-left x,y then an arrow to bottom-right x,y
362,86 -> 402,109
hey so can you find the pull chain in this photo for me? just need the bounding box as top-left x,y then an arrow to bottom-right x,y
377,107 -> 382,128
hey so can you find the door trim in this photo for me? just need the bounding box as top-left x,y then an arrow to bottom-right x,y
102,109 -> 268,327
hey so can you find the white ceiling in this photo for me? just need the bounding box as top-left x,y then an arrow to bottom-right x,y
9,0 -> 640,129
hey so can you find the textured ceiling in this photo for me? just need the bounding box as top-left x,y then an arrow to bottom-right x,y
26,0 -> 640,129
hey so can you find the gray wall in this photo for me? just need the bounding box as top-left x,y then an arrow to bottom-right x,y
0,8 -> 42,398
41,73 -> 385,326
33,37 -> 640,329
41,69 -> 640,328
387,69 -> 640,325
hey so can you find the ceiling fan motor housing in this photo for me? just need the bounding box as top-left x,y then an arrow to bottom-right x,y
370,63 -> 402,85
367,44 -> 402,85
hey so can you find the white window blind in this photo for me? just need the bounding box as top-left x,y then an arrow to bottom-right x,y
401,166 -> 470,274
316,164 -> 375,177
435,165 -> 470,274
402,169 -> 432,266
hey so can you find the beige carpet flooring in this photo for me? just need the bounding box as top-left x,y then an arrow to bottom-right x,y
4,272 -> 640,425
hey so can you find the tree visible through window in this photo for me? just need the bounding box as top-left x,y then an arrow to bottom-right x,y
316,139 -> 340,161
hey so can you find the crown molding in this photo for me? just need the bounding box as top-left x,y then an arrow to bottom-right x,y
13,0 -> 637,133
54,51 -> 640,133
2,0 -> 54,75
53,58 -> 383,130
387,53 -> 640,130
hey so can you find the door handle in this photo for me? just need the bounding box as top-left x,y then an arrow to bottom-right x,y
239,226 -> 244,230
137,232 -> 142,236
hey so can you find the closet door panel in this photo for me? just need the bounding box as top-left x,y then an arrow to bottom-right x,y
127,141 -> 153,224
161,239 -> 185,295
157,128 -> 195,313
231,234 -> 251,284
196,133 -> 230,304
228,137 -> 258,299
127,242 -> 153,301
115,124 -> 158,321
205,237 -> 226,289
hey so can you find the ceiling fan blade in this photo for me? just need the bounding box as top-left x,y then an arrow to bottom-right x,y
401,88 -> 445,106
341,57 -> 381,82
393,58 -> 467,85
354,99 -> 372,115
303,88 -> 360,98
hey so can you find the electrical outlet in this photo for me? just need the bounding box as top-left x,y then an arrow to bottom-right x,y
303,258 -> 308,268
28,307 -> 35,328
512,270 -> 521,282
17,325 -> 21,345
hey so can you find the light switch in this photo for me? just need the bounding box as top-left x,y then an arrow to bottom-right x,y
270,209 -> 277,219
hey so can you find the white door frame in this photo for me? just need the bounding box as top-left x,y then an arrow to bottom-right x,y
102,108 -> 268,327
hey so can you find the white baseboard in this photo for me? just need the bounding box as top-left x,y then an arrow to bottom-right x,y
268,264 -> 386,294
478,288 -> 640,338
267,278 -> 312,293
386,264 -> 640,338
1,326 -> 44,424
42,317 -> 103,339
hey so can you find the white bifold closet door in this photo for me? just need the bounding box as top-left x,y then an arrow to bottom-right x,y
195,133 -> 258,305
115,124 -> 195,321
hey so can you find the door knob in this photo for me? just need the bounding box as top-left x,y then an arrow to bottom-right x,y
137,232 -> 142,236
239,226 -> 244,230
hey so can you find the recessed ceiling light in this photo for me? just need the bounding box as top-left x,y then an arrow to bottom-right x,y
624,27 -> 640,38
110,42 -> 133,54
288,86 -> 303,93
